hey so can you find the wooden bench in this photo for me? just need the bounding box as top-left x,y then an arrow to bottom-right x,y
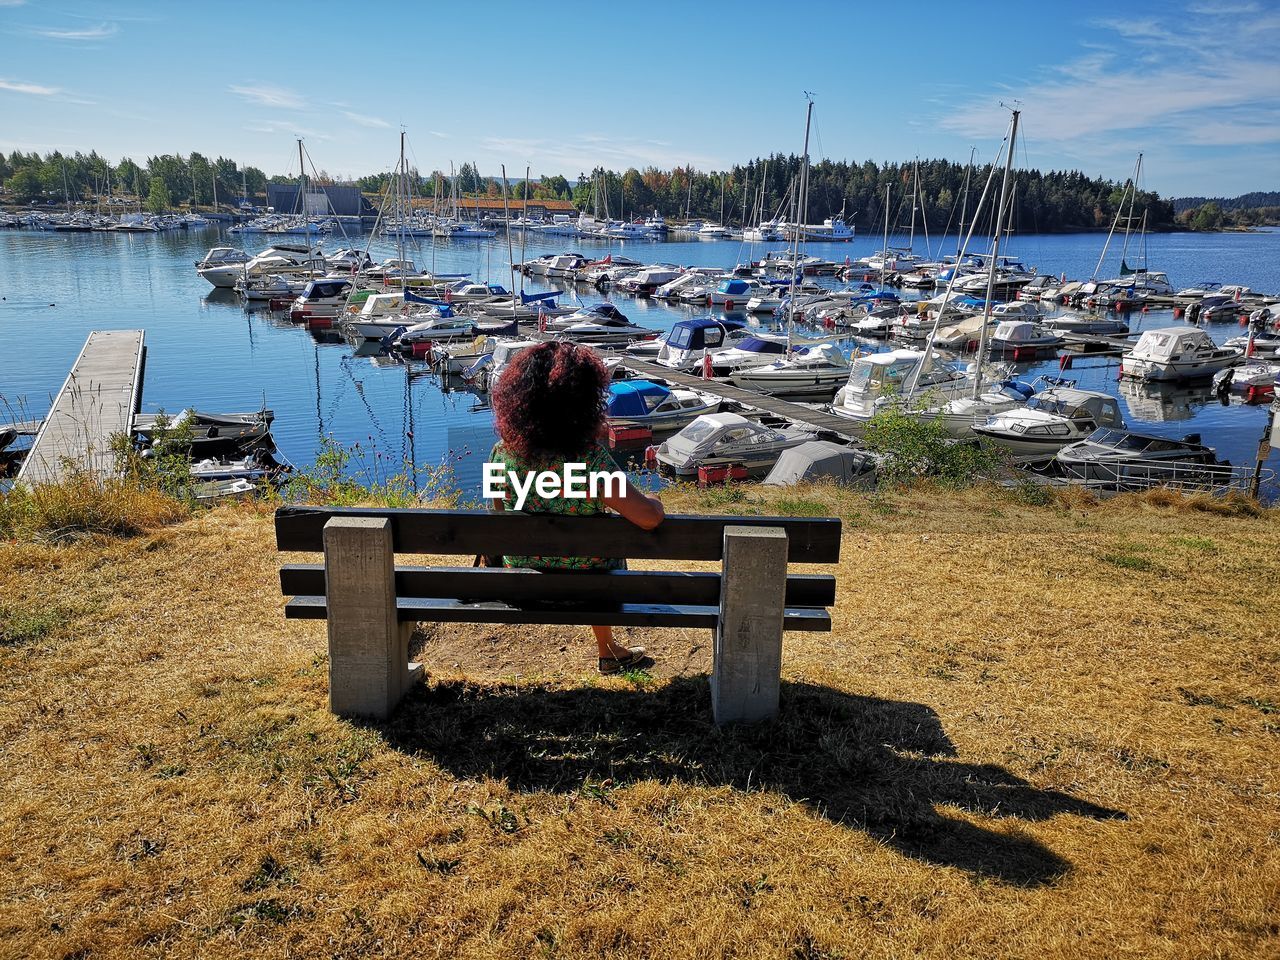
275,506 -> 841,725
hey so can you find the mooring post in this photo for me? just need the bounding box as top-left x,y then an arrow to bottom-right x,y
322,516 -> 421,718
712,525 -> 789,725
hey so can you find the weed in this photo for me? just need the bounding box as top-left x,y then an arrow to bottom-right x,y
1171,535 -> 1219,553
771,496 -> 832,517
0,605 -> 67,646
1098,552 -> 1159,572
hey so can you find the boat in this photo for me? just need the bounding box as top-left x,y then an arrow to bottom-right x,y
195,247 -> 250,288
704,334 -> 790,376
1223,329 -> 1280,358
729,343 -> 850,396
708,277 -> 768,309
615,265 -> 683,296
763,440 -> 878,487
383,309 -> 478,345
289,277 -> 354,321
790,211 -> 855,242
188,450 -> 286,482
1212,360 -> 1278,396
1055,428 -> 1232,487
656,412 -> 815,477
1120,326 -> 1240,381
829,349 -> 971,424
655,317 -> 749,370
972,386 -> 1125,461
606,379 -> 720,431
697,222 -> 730,240
1042,310 -> 1130,336
135,408 -> 274,455
988,319 -> 1064,356
551,308 -> 657,345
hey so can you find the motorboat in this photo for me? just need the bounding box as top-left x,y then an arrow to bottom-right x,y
606,380 -> 720,431
546,303 -> 656,344
1055,428 -> 1231,487
383,308 -> 477,344
972,387 -> 1124,461
135,408 -> 275,455
519,252 -> 588,278
656,317 -> 749,370
708,277 -> 768,309
988,320 -> 1064,356
729,343 -> 850,396
763,440 -> 878,487
1042,310 -> 1130,336
791,212 -> 855,242
743,220 -> 786,242
1223,329 -> 1280,358
1098,270 -> 1174,297
656,412 -> 815,478
697,222 -> 731,240
1212,360 -> 1278,396
289,277 -> 354,321
1120,326 -> 1240,381
705,334 -> 790,376
616,265 -> 683,296
195,247 -> 250,288
189,450 -> 286,482
829,349 -> 971,424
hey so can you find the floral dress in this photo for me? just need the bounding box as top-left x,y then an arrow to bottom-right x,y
489,441 -> 626,571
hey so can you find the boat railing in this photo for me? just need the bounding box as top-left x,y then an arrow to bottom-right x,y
1065,458 -> 1274,495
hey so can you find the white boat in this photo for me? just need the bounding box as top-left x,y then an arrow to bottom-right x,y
1212,360 -> 1278,395
697,222 -> 730,240
655,318 -> 749,370
379,310 -> 474,343
1120,326 -> 1240,381
656,412 -> 815,477
1042,310 -> 1130,336
743,219 -> 786,242
195,246 -> 250,288
988,320 -> 1064,355
791,212 -> 855,242
616,265 -> 683,296
973,386 -> 1125,461
546,303 -> 656,344
829,348 -> 970,424
729,343 -> 850,396
704,334 -> 791,375
606,379 -> 720,431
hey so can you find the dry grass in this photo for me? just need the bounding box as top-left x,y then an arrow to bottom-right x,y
0,486 -> 1277,958
0,470 -> 189,542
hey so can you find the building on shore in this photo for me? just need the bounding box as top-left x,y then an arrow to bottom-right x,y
265,183 -> 376,219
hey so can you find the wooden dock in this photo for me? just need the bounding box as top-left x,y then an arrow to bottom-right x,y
619,357 -> 863,440
17,330 -> 146,485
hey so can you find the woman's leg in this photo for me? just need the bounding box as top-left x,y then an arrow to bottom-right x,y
593,625 -> 627,657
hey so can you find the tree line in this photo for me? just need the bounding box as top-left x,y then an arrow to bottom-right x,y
1,148 -> 1215,233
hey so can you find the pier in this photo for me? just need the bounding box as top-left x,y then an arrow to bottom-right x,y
17,330 -> 147,485
619,357 -> 862,440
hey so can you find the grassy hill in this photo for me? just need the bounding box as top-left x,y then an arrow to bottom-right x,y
0,484 -> 1277,958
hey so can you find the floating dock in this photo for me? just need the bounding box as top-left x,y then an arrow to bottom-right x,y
16,330 -> 146,485
619,357 -> 862,440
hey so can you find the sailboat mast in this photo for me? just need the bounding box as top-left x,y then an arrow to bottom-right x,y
784,96 -> 814,344
957,148 -> 974,258
972,109 -> 1019,400
397,132 -> 407,294
1118,153 -> 1142,271
881,185 -> 890,286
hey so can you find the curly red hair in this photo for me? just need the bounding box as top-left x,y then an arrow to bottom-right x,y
492,341 -> 609,459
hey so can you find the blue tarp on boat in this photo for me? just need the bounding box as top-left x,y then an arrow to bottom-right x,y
607,379 -> 669,418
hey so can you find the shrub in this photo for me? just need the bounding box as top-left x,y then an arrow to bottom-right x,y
861,406 -> 1003,487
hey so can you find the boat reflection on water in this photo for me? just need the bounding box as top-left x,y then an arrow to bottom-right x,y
1118,377 -> 1218,422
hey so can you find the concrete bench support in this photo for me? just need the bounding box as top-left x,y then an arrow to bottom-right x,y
711,525 -> 789,725
323,516 -> 422,718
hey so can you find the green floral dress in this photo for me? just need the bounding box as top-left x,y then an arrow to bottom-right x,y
489,441 -> 626,571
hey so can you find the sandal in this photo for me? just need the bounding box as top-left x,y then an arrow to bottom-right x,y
598,646 -> 650,674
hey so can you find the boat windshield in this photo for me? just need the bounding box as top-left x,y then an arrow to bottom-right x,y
680,420 -> 723,444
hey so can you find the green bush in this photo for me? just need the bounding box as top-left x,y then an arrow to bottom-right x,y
862,406 -> 1003,487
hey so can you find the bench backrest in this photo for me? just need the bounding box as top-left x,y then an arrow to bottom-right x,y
275,506 -> 842,563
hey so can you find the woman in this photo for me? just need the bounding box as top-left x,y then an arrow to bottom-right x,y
489,340 -> 665,673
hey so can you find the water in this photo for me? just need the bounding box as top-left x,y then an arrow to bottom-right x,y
1,225 -> 1277,496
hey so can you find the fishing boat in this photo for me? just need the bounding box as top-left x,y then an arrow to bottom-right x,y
656,412 -> 815,477
729,343 -> 850,396
1120,326 -> 1240,381
972,387 -> 1125,461
606,380 -> 720,431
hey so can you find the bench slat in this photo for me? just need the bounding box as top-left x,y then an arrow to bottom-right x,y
279,564 -> 836,608
283,596 -> 832,632
274,507 -> 841,563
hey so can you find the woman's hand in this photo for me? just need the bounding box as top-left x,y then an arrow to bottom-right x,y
603,479 -> 664,531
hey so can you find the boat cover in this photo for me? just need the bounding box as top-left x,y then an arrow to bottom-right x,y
607,380 -> 668,418
763,441 -> 876,487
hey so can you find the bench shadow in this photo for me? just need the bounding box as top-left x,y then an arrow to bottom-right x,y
376,677 -> 1125,887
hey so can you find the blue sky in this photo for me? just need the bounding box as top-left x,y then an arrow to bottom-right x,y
1,0 -> 1277,197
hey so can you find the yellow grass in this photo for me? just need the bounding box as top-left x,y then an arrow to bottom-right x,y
0,485 -> 1277,958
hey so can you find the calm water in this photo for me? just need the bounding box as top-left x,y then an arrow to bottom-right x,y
1,225 -> 1277,496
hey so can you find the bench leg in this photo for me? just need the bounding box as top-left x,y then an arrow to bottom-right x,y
711,525 -> 789,725
322,516 -> 423,719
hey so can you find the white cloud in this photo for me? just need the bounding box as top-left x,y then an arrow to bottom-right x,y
0,77 -> 58,96
36,22 -> 119,40
0,1 -> 28,6
229,84 -> 307,110
341,110 -> 389,129
940,5 -> 1280,152
479,134 -> 721,173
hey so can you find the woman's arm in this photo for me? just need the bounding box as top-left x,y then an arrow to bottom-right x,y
603,478 -> 665,531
